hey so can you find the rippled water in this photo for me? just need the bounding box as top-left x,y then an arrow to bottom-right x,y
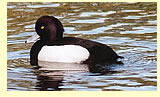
7,2 -> 157,91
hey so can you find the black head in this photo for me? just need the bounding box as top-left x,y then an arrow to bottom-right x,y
35,16 -> 64,43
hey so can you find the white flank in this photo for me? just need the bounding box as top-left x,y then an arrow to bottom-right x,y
38,45 -> 90,63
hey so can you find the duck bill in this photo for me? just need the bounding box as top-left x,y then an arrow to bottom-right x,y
25,33 -> 40,43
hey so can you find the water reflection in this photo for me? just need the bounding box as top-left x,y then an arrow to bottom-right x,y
35,61 -> 122,91
36,62 -> 88,91
7,2 -> 157,91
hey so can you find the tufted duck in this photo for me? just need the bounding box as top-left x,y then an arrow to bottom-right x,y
26,16 -> 123,65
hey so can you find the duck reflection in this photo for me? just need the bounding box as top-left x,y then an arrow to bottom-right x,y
34,61 -> 122,91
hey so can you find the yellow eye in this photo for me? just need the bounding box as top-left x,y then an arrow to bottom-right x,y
41,26 -> 45,29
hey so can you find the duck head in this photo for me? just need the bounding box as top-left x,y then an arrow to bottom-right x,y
26,16 -> 64,43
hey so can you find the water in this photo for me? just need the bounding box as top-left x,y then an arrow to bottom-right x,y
7,2 -> 157,91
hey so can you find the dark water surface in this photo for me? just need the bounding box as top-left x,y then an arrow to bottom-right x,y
7,2 -> 157,91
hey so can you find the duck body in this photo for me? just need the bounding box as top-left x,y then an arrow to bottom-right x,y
27,16 -> 123,65
30,37 -> 121,65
